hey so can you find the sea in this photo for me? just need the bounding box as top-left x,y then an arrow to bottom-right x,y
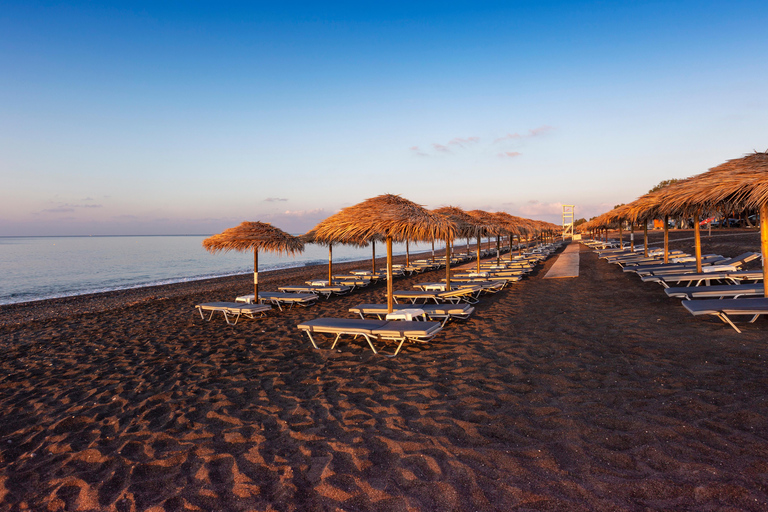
0,235 -> 447,305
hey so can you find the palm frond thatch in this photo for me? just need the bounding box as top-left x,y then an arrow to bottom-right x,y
663,151 -> 768,212
492,211 -> 525,235
313,194 -> 455,242
300,228 -> 371,247
467,209 -> 503,236
433,206 -> 479,239
203,221 -> 304,255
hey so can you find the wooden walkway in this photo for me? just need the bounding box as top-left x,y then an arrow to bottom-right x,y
544,242 -> 580,278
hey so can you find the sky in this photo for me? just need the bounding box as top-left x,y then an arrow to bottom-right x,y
1,1 -> 767,236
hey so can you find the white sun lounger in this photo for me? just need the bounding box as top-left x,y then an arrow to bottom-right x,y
235,292 -> 318,310
196,302 -> 271,325
278,284 -> 352,298
393,285 -> 483,304
665,284 -> 765,300
415,280 -> 506,293
297,317 -> 443,356
682,297 -> 768,333
644,270 -> 764,288
349,303 -> 475,326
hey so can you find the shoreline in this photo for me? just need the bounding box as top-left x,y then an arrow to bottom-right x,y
0,247 -> 453,328
1,229 -> 761,328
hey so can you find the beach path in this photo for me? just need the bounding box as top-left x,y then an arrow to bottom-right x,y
544,241 -> 580,278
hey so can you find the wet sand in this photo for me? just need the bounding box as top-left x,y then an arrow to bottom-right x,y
1,235 -> 767,511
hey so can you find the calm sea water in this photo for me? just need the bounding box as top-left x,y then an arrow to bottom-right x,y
0,236 -> 446,305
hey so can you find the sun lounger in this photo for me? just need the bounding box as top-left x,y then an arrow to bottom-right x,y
665,283 -> 765,300
627,252 -> 758,277
278,284 -> 352,298
297,317 -> 443,356
349,303 -> 475,326
393,285 -> 483,304
643,270 -> 764,288
305,278 -> 369,289
196,302 -> 271,325
682,297 -> 768,333
415,280 -> 506,292
235,292 -> 318,310
623,255 -> 724,274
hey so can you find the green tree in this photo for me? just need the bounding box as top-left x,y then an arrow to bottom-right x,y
573,218 -> 587,227
648,179 -> 680,193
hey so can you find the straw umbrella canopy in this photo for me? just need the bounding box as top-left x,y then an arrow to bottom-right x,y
313,194 -> 455,313
203,221 -> 304,301
624,177 -> 707,264
434,206 -> 477,289
603,202 -> 637,249
467,209 -> 503,272
493,211 -> 525,261
661,152 -> 768,294
301,228 -> 369,286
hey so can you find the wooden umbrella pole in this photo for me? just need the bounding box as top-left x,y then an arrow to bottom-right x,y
619,222 -> 623,247
496,235 -> 501,264
476,236 -> 481,273
694,208 -> 702,274
663,215 -> 669,263
643,222 -> 648,258
445,238 -> 452,290
328,244 -> 333,285
630,222 -> 635,252
253,250 -> 259,302
386,235 -> 394,313
406,240 -> 410,266
371,241 -> 376,275
761,203 -> 768,298
431,239 -> 435,263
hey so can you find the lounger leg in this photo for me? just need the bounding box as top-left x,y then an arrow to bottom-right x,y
330,333 -> 343,350
716,313 -> 742,333
224,311 -> 240,325
362,334 -> 378,354
304,331 -> 321,349
749,314 -> 760,324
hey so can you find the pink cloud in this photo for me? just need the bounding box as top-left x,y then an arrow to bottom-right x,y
494,125 -> 555,143
518,200 -> 564,216
493,133 -> 523,143
528,125 -> 554,136
409,146 -> 428,157
432,143 -> 451,153
448,136 -> 480,147
283,208 -> 325,217
498,152 -> 522,158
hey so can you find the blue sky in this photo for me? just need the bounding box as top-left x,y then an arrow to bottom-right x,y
1,1 -> 766,235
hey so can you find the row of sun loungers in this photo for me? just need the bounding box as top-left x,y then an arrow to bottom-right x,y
586,239 -> 765,333
195,242 -> 560,355
297,242 -> 562,356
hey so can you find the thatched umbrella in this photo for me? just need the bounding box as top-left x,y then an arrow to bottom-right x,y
301,228 -> 369,285
661,152 -> 768,294
434,206 -> 477,290
203,221 -> 304,301
314,194 -> 455,313
467,209 -> 502,273
493,212 -> 525,262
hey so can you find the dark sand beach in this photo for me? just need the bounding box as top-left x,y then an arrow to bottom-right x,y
1,231 -> 767,511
